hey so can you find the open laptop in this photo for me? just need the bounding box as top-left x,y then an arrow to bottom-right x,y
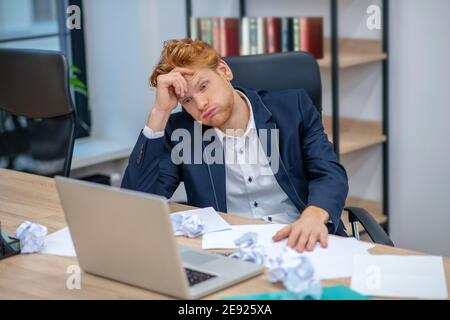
54,176 -> 264,299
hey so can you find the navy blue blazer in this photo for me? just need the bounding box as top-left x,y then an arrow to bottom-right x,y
121,87 -> 349,236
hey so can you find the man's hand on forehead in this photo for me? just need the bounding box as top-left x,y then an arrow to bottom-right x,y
162,67 -> 195,99
172,67 -> 196,80
170,67 -> 205,101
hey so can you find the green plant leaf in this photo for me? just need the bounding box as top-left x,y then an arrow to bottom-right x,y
71,83 -> 87,91
69,65 -> 81,74
73,86 -> 88,97
69,65 -> 88,97
70,77 -> 87,90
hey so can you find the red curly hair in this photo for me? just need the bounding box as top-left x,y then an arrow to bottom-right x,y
149,38 -> 221,87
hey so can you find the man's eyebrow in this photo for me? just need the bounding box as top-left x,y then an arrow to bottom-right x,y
193,76 -> 207,88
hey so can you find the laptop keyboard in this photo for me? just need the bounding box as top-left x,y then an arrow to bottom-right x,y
185,268 -> 217,286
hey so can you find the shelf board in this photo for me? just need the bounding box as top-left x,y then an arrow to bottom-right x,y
342,197 -> 387,235
319,38 -> 387,69
323,116 -> 387,155
318,51 -> 387,69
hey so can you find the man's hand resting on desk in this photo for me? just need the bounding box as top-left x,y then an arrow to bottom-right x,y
272,206 -> 330,253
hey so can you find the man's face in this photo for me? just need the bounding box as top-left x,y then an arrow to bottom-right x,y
178,61 -> 234,128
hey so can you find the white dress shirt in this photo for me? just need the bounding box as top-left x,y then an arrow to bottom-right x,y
143,90 -> 300,224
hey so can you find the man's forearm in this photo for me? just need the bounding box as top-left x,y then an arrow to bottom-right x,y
146,107 -> 171,132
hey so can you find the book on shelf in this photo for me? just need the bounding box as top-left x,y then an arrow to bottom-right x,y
300,17 -> 324,60
266,17 -> 282,53
200,18 -> 213,48
248,17 -> 258,55
256,17 -> 266,55
244,17 -> 258,56
190,16 -> 324,59
281,17 -> 294,52
219,18 -> 240,57
293,17 -> 300,51
212,17 -> 221,54
240,17 -> 250,55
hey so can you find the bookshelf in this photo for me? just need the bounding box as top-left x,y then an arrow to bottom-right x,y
319,38 -> 387,68
323,116 -> 386,155
185,0 -> 390,235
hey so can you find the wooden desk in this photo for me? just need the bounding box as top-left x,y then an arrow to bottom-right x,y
1,168 -> 449,299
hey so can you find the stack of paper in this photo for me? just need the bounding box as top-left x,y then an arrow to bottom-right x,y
202,224 -> 375,280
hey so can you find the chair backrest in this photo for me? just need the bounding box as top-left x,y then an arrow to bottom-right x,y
0,48 -> 76,177
224,51 -> 322,114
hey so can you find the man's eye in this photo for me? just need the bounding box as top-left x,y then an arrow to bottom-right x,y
200,83 -> 207,91
184,98 -> 192,104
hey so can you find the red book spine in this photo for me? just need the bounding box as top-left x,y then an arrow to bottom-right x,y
266,17 -> 281,53
300,17 -> 324,59
220,18 -> 239,57
212,17 -> 222,55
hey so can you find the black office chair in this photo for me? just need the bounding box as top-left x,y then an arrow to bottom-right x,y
0,48 -> 76,177
224,52 -> 394,246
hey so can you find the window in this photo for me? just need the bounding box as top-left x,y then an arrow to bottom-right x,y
0,0 -> 91,138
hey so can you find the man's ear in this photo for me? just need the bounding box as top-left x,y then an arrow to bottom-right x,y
217,59 -> 233,81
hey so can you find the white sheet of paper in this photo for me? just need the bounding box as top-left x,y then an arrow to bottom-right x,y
351,255 -> 448,299
171,207 -> 231,235
40,227 -> 76,257
202,224 -> 375,279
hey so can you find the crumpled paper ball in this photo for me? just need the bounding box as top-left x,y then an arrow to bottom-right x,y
171,213 -> 205,238
266,248 -> 322,300
14,221 -> 48,254
229,232 -> 322,300
229,232 -> 265,265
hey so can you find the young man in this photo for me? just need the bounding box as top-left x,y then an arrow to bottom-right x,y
122,38 -> 349,252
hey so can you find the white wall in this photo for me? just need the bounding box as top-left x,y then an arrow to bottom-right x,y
389,0 -> 450,256
83,0 -> 187,144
